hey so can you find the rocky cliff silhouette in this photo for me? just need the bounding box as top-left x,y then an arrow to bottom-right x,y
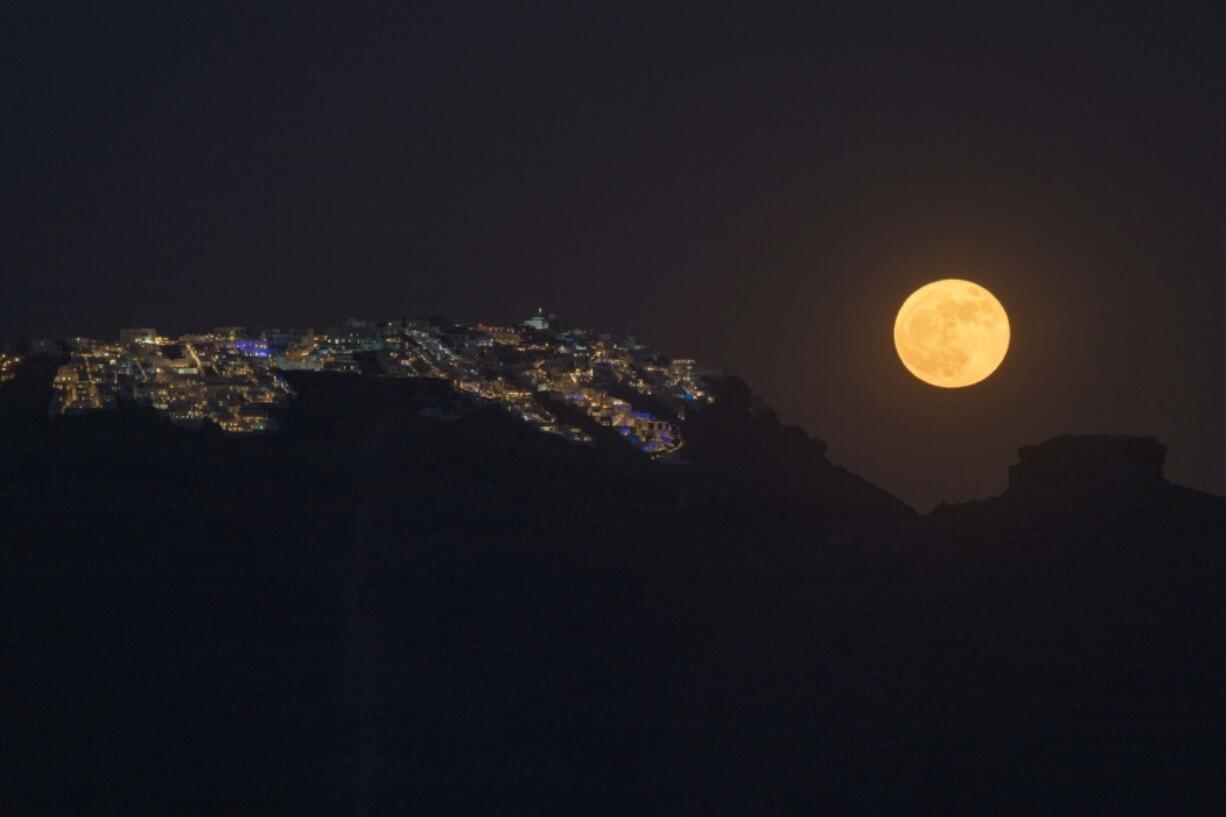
3,366 -> 1224,815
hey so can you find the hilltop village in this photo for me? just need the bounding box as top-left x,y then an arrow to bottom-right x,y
32,312 -> 713,455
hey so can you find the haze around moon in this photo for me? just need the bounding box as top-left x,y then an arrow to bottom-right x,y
893,279 -> 1010,388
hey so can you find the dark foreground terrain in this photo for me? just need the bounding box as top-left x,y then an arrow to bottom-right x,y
4,361 -> 1225,815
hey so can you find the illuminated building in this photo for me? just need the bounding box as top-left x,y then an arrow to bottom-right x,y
119,328 -> 157,345
0,354 -> 21,384
522,308 -> 558,331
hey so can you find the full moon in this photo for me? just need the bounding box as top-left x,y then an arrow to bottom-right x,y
893,279 -> 1010,388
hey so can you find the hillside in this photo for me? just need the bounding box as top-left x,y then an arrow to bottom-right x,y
4,366 -> 1224,814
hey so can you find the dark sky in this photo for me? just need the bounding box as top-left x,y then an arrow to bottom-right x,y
4,3 -> 1225,508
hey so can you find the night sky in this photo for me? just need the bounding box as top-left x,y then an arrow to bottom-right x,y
4,4 -> 1225,508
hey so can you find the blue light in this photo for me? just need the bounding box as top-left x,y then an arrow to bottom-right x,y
233,339 -> 270,358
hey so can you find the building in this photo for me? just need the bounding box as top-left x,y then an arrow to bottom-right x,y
522,309 -> 559,332
119,328 -> 157,345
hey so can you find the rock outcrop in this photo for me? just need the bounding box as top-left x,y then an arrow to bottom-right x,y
1004,434 -> 1167,500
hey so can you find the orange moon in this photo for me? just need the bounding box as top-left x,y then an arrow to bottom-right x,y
893,279 -> 1010,388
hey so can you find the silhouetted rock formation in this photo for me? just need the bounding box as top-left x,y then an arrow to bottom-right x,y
1006,433 -> 1168,499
